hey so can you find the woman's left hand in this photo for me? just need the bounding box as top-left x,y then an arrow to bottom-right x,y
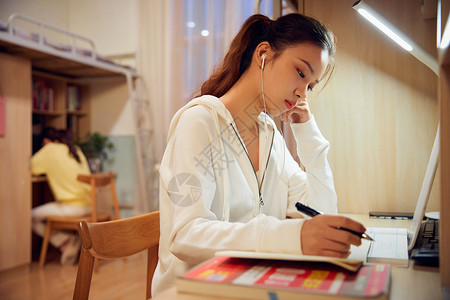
280,98 -> 312,123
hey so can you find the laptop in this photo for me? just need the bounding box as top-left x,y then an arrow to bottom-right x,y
407,125 -> 440,253
351,125 -> 440,266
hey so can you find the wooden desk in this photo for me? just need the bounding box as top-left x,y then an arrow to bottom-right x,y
153,214 -> 443,300
31,175 -> 54,207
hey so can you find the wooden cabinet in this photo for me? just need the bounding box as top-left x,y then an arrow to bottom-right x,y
0,52 -> 32,271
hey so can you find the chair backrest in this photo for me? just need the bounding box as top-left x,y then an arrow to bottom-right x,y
73,211 -> 160,300
77,172 -> 120,221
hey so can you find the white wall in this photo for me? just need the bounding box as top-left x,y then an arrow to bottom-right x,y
0,0 -> 137,60
67,0 -> 138,58
0,0 -> 69,29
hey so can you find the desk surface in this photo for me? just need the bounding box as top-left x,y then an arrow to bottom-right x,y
153,214 -> 443,300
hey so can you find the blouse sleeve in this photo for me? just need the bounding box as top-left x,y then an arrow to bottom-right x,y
31,145 -> 50,175
285,116 -> 338,217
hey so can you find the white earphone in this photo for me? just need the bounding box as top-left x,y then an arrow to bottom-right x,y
261,53 -> 266,70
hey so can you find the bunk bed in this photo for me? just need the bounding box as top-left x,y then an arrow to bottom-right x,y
0,13 -> 137,80
0,13 -> 149,225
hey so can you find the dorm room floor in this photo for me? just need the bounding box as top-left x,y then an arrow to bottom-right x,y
0,249 -> 147,300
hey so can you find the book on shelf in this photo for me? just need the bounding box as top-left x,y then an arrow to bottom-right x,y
176,253 -> 391,300
67,85 -> 81,111
32,80 -> 55,112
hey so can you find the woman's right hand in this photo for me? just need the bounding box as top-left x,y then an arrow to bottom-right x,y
300,215 -> 366,258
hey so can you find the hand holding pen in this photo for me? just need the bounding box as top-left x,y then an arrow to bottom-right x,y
295,202 -> 373,258
295,202 -> 374,241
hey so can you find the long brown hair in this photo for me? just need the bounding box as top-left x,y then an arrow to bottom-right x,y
198,13 -> 336,98
42,127 -> 81,163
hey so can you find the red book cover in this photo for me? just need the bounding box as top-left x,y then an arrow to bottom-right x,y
177,256 -> 390,300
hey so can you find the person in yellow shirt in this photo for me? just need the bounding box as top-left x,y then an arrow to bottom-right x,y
31,127 -> 91,265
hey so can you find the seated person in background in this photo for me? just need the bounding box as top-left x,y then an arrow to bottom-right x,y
31,127 -> 91,265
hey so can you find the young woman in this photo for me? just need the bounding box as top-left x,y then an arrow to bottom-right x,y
31,127 -> 91,265
152,13 -> 366,295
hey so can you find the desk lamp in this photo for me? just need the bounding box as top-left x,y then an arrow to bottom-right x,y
352,0 -> 438,75
352,0 -> 441,224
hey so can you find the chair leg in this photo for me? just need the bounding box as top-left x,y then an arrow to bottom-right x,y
146,245 -> 158,299
39,221 -> 52,268
73,247 -> 95,300
93,257 -> 99,272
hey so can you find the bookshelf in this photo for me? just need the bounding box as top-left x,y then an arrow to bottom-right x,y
31,71 -> 90,148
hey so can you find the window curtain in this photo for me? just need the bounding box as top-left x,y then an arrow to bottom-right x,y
136,0 -> 174,213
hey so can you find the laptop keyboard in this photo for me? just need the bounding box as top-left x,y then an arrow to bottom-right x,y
410,219 -> 440,266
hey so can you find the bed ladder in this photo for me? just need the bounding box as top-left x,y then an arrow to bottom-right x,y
128,76 -> 156,213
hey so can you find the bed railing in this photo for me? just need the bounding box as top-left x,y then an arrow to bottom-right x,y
7,13 -> 97,61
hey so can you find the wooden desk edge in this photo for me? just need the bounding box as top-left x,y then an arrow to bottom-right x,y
31,175 -> 47,183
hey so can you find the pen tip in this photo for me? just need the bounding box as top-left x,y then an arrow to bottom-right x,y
363,234 -> 375,241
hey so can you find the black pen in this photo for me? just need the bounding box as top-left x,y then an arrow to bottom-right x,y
295,202 -> 374,241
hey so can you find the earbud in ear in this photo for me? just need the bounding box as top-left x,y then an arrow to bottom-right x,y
261,53 -> 266,70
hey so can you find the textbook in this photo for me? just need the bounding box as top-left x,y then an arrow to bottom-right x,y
176,256 -> 391,300
216,250 -> 363,272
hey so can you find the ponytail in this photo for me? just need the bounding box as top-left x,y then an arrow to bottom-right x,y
59,129 -> 82,163
199,14 -> 272,98
197,13 -> 336,98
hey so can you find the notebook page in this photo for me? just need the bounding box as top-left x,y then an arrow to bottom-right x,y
348,239 -> 371,262
366,227 -> 409,266
368,227 -> 408,235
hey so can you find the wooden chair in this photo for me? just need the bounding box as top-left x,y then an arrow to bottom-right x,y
38,172 -> 120,268
73,211 -> 160,300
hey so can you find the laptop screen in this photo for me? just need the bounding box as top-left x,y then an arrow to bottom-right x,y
407,125 -> 440,251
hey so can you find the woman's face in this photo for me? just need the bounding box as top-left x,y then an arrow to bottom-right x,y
261,43 -> 329,117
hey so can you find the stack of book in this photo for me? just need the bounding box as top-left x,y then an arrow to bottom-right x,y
176,251 -> 391,300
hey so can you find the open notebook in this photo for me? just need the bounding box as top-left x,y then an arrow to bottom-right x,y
349,125 -> 440,267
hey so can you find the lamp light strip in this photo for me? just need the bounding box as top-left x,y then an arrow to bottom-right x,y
357,8 -> 413,51
439,12 -> 450,49
352,0 -> 439,75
